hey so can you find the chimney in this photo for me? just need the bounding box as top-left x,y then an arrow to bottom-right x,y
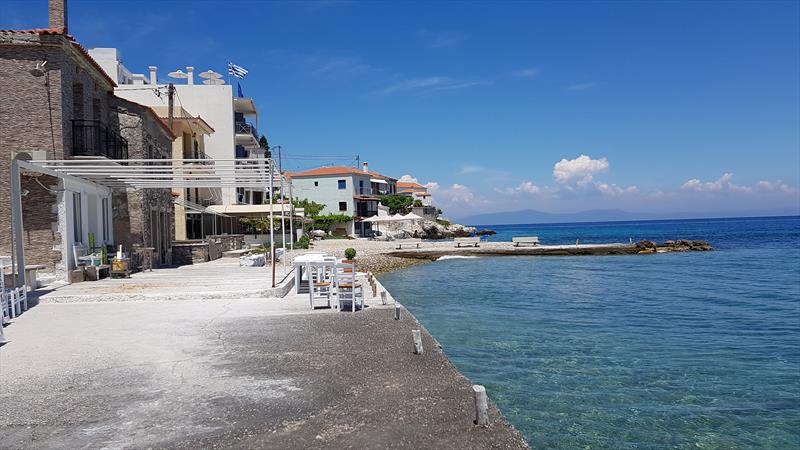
186,66 -> 195,85
148,66 -> 158,85
362,162 -> 369,173
49,0 -> 68,33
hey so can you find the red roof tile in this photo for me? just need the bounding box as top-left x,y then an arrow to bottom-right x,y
286,166 -> 396,181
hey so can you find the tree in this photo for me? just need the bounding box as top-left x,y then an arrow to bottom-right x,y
293,198 -> 325,218
259,135 -> 272,158
412,199 -> 423,207
379,195 -> 414,214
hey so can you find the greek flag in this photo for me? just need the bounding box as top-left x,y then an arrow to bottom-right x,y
228,62 -> 248,79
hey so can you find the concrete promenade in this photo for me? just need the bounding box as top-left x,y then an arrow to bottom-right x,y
0,281 -> 528,448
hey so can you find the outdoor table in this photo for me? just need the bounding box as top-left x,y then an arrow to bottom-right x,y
293,253 -> 332,294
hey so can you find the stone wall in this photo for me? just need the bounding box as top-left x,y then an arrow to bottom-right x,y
110,98 -> 175,267
207,234 -> 245,260
0,32 -> 115,272
172,241 -> 208,265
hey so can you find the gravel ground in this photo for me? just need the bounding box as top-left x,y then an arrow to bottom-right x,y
295,239 -> 432,275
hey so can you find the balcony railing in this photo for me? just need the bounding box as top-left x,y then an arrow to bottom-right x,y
235,122 -> 258,140
356,187 -> 376,196
72,120 -> 128,160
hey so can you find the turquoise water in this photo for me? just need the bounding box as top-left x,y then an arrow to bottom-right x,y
380,216 -> 800,448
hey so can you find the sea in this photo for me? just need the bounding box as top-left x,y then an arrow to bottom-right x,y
379,216 -> 800,449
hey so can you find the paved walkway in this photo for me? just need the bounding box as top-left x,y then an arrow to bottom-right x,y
0,291 -> 528,449
33,258 -> 295,302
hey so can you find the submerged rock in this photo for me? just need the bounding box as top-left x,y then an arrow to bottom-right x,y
476,229 -> 497,236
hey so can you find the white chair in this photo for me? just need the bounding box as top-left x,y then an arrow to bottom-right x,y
307,261 -> 334,309
1,290 -> 10,326
334,262 -> 363,312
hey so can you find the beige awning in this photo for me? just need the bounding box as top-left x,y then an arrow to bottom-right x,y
207,204 -> 304,217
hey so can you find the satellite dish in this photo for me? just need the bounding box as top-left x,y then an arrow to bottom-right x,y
203,78 -> 225,85
168,69 -> 188,79
199,70 -> 222,79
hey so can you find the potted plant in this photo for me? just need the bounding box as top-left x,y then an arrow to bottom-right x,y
343,247 -> 356,263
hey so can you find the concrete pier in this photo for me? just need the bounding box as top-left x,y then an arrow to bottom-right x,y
388,240 -> 713,260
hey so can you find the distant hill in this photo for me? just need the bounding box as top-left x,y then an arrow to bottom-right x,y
457,208 -> 799,226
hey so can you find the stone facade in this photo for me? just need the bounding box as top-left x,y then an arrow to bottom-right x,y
0,30 -> 118,273
110,98 -> 175,267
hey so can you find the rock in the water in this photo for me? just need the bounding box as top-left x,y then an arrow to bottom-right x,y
476,229 -> 497,236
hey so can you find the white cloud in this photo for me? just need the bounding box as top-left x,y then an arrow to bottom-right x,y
459,165 -> 483,174
755,180 -> 799,194
427,182 -> 474,204
553,155 -> 610,185
595,183 -> 639,196
513,68 -> 541,78
681,173 -> 752,193
496,181 -> 543,195
399,174 -> 419,183
372,77 -> 492,96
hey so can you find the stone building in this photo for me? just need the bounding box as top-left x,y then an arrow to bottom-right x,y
110,98 -> 176,267
0,1 -> 122,279
0,0 -> 175,280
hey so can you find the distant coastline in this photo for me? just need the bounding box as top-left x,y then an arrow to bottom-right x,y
463,213 -> 800,228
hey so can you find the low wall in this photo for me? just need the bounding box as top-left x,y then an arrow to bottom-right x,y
172,235 -> 245,265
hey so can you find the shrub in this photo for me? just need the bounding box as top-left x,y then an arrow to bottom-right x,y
297,235 -> 310,249
344,248 -> 357,260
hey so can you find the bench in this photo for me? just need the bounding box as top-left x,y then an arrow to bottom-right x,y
454,237 -> 480,248
396,239 -> 422,249
512,236 -> 540,247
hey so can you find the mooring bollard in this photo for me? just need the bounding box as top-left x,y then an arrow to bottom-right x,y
473,384 -> 489,426
394,303 -> 401,320
380,291 -> 387,305
412,329 -> 423,354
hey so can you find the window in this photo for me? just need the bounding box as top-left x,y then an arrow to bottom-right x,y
314,181 -> 319,187
72,192 -> 82,243
339,202 -> 347,211
338,179 -> 346,190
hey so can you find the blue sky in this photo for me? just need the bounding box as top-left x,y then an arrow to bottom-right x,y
3,0 -> 799,219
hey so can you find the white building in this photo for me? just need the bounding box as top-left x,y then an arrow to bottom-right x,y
87,48 -> 265,207
287,163 -> 396,237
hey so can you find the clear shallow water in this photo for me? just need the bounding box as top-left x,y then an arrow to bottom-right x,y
380,216 -> 800,449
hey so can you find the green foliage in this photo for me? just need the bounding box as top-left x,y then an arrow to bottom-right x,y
259,135 -> 272,158
380,194 -> 414,214
297,234 -> 310,249
344,248 -> 357,260
293,198 -> 325,218
239,216 -> 281,234
412,199 -> 423,207
311,214 -> 352,231
436,218 -> 452,227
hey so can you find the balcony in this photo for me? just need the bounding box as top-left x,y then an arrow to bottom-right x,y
71,120 -> 129,160
235,121 -> 259,147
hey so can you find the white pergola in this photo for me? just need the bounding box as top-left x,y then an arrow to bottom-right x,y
9,157 -> 295,292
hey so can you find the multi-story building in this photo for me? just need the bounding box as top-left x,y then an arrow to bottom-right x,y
397,181 -> 432,206
88,48 -> 266,209
287,163 -> 397,237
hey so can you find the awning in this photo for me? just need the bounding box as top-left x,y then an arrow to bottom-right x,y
207,203 -> 304,218
370,178 -> 388,184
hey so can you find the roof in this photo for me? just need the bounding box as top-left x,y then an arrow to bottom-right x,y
151,106 -> 215,135
0,29 -> 117,88
397,181 -> 426,190
286,166 -> 397,181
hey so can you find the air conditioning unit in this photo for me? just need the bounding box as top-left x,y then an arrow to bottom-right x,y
12,150 -> 48,161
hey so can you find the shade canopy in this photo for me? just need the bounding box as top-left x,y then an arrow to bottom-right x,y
402,212 -> 423,220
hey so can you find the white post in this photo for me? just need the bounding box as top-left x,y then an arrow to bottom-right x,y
288,180 -> 294,253
269,158 -> 275,288
394,303 -> 401,320
10,160 -> 26,289
280,175 -> 286,274
412,329 -> 423,354
473,385 -> 489,426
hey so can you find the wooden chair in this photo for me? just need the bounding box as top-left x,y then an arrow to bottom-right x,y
334,262 -> 363,312
307,261 -> 334,309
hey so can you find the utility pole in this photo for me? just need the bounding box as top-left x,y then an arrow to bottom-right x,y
167,83 -> 175,129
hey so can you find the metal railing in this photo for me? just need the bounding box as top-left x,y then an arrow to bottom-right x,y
71,120 -> 128,160
235,122 -> 258,140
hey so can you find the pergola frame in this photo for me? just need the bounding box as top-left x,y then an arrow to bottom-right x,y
9,157 -> 294,292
